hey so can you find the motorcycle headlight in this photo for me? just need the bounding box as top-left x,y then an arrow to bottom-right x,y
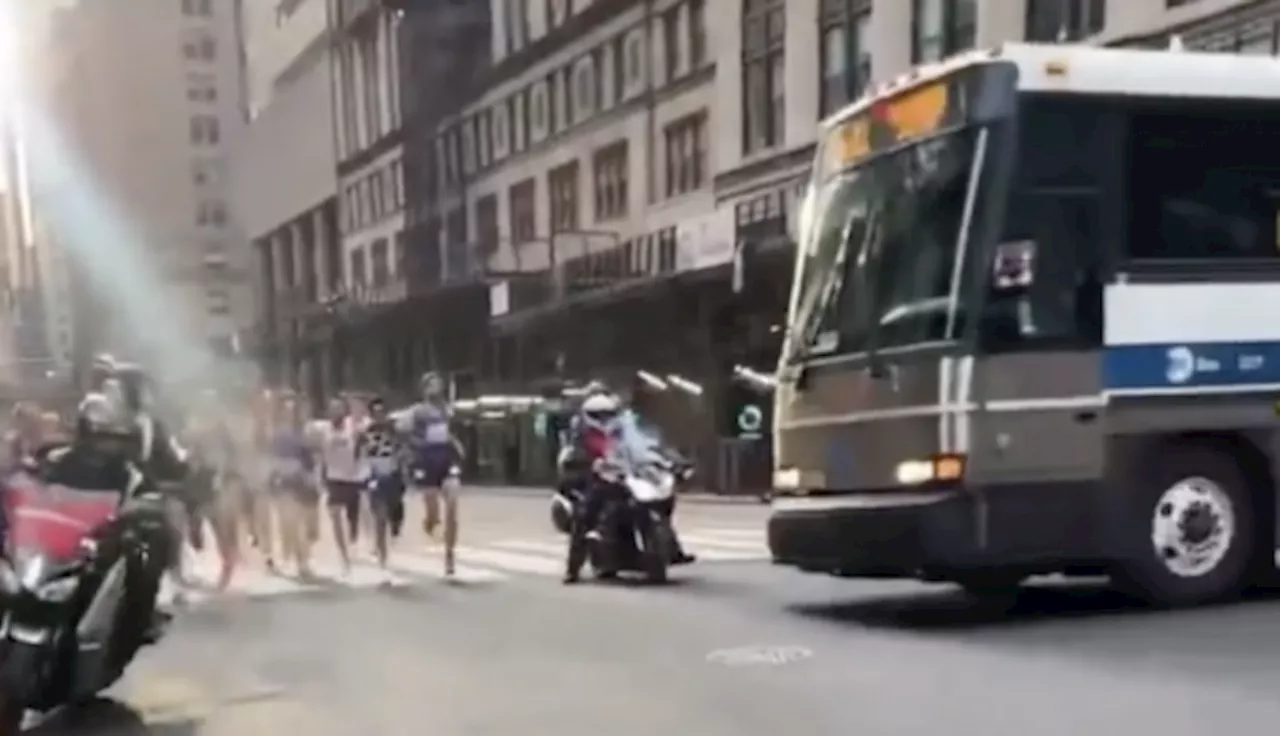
35,576 -> 78,603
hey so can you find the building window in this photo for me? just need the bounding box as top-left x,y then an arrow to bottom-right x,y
820,0 -> 871,117
196,200 -> 227,226
445,207 -> 468,277
529,81 -> 549,141
477,112 -> 492,168
548,161 -> 580,234
492,102 -> 511,159
350,247 -> 367,287
339,46 -> 359,158
622,30 -> 646,98
509,178 -> 537,244
547,0 -> 570,30
476,194 -> 499,254
182,0 -> 212,15
663,7 -> 681,82
513,92 -> 528,151
742,0 -> 785,154
186,72 -> 217,102
665,112 -> 707,197
388,159 -> 403,209
1024,0 -> 1105,43
206,288 -> 231,316
439,131 -> 456,186
189,115 -> 220,145
689,0 -> 707,69
593,141 -> 629,221
550,69 -> 568,133
182,31 -> 216,60
369,170 -> 385,220
912,0 -> 977,63
360,31 -> 381,143
343,184 -> 358,231
461,121 -> 477,174
1192,19 -> 1280,54
370,238 -> 390,286
574,58 -> 597,121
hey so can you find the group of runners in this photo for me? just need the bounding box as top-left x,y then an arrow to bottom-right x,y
3,370 -> 466,592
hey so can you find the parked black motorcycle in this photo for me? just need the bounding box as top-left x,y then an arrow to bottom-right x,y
0,470 -> 170,729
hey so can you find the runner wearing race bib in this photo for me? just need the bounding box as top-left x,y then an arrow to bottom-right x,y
357,396 -> 403,577
399,372 -> 464,577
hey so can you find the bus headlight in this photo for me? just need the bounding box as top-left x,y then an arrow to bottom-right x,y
774,467 -> 801,489
895,454 -> 965,485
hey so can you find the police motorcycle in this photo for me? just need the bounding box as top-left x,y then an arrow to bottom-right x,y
551,394 -> 692,583
0,393 -> 176,730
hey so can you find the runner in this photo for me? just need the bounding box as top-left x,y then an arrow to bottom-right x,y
346,394 -> 372,543
247,389 -> 278,571
184,393 -> 239,590
400,372 -> 465,577
357,395 -> 403,578
268,394 -> 318,580
315,396 -> 363,575
5,402 -> 42,469
38,411 -> 67,449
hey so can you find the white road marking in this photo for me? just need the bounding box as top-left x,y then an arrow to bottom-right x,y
488,539 -> 568,556
162,519 -> 768,603
386,548 -> 507,583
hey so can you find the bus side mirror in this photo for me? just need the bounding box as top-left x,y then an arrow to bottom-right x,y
990,240 -> 1037,299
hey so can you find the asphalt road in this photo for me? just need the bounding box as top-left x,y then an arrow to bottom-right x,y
38,490 -> 1280,735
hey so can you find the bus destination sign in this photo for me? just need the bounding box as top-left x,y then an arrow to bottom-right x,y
825,79 -> 959,172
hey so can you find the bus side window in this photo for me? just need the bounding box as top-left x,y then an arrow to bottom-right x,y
981,190 -> 1103,352
1128,100 -> 1280,262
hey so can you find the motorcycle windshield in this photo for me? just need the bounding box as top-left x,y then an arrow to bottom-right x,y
3,473 -> 118,562
616,413 -> 663,467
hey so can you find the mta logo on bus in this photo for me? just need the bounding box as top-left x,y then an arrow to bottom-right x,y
1165,346 -> 1196,384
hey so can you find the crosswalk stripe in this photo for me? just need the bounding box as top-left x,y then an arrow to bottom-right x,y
695,527 -> 767,539
386,548 -> 507,583
488,539 -> 568,556
448,545 -> 564,576
161,521 -> 767,605
678,533 -> 767,553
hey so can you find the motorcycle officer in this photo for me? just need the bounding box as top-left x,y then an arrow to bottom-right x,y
561,389 -> 626,584
40,392 -> 174,655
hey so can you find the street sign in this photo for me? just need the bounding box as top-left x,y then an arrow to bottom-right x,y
736,403 -> 765,440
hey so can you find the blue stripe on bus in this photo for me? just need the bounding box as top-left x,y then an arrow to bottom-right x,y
1103,341 -> 1280,390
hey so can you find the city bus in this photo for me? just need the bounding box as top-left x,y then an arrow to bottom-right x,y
767,42 -> 1280,607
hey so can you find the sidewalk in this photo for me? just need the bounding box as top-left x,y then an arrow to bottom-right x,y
468,484 -> 770,505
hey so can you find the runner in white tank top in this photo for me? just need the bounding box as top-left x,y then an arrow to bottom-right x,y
313,397 -> 366,574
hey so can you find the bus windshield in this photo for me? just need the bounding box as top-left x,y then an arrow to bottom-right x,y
789,125 -> 987,361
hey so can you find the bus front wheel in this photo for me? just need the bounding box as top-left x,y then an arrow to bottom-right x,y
1115,445 -> 1255,607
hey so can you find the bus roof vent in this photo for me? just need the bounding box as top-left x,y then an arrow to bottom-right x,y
1168,34 -> 1185,51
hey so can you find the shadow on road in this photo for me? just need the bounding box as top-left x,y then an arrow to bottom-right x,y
787,580 -> 1280,632
27,698 -> 200,736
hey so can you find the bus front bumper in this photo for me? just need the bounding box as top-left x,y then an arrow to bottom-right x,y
768,484 -> 1099,577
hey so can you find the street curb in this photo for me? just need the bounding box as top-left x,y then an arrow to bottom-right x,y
468,485 -> 770,506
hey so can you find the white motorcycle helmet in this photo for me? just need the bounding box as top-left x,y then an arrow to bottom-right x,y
579,392 -> 621,433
